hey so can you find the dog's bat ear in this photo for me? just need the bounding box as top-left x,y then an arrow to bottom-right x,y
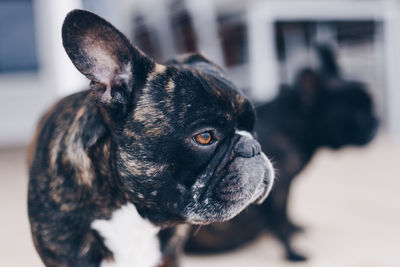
62,9 -> 157,120
316,44 -> 340,77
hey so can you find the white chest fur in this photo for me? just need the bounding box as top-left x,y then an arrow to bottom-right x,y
91,203 -> 161,267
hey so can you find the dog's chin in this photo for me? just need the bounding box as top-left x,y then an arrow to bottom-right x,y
355,124 -> 379,146
183,186 -> 270,225
183,153 -> 275,225
252,153 -> 275,204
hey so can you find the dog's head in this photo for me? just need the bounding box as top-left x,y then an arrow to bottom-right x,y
291,45 -> 378,149
62,10 -> 274,226
315,80 -> 378,148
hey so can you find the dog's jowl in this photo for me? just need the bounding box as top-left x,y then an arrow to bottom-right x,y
27,10 -> 274,267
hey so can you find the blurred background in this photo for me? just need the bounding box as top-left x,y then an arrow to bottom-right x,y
0,0 -> 399,266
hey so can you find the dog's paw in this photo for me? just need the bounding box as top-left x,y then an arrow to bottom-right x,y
286,250 -> 308,262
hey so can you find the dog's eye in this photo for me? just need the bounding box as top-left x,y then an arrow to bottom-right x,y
193,132 -> 214,145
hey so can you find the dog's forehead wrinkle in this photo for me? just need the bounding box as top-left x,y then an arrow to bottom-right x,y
134,67 -> 171,120
133,80 -> 174,133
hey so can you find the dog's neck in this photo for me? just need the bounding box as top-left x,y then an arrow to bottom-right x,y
90,138 -> 169,267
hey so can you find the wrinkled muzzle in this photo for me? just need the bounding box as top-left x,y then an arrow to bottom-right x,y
182,131 -> 275,224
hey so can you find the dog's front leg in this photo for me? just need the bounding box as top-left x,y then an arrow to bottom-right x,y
261,179 -> 307,261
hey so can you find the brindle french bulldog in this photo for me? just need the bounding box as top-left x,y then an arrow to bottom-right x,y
185,45 -> 378,261
27,10 -> 274,267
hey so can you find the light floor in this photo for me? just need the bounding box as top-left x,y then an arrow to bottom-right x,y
1,133 -> 399,267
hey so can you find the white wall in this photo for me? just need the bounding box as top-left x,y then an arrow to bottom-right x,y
0,0 -> 86,146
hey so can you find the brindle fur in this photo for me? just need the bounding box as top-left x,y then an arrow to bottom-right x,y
28,10 -> 273,267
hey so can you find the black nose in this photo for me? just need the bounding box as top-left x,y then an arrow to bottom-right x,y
234,137 -> 261,158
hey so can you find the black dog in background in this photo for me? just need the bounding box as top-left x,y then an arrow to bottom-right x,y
185,45 -> 379,261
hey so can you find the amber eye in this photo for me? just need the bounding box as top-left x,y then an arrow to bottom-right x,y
194,132 -> 213,145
